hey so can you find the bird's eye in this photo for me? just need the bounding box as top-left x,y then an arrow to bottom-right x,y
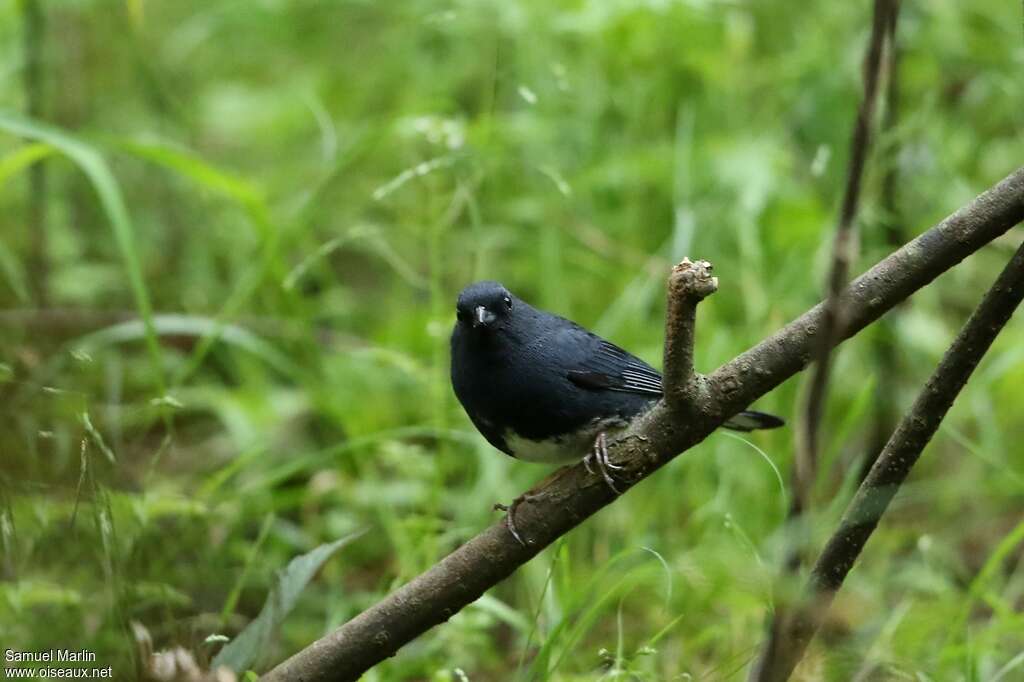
502,295 -> 512,310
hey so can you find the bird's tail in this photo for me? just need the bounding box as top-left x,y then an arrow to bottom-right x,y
724,410 -> 785,432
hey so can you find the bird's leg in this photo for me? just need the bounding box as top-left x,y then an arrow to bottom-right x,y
494,465 -> 575,546
494,493 -> 538,546
582,432 -> 623,494
598,432 -> 624,470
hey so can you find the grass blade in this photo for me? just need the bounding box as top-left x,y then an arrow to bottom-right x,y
0,112 -> 165,393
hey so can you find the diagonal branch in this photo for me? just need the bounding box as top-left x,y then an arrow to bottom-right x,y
261,167 -> 1024,682
748,237 -> 1024,682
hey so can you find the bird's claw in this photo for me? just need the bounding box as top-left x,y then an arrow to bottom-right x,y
500,433 -> 624,545
496,494 -> 536,546
583,432 -> 623,494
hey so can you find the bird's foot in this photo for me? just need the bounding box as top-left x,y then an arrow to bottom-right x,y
582,432 -> 623,494
494,492 -> 539,546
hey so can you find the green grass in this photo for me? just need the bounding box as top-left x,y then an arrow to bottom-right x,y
1,1 -> 1023,680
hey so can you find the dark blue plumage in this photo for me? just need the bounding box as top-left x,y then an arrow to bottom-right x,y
450,281 -> 782,466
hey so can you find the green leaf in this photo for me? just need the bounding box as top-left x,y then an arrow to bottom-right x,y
0,580 -> 83,609
0,238 -> 28,302
0,142 -> 54,187
110,138 -> 265,213
0,111 -> 165,393
106,136 -> 289,389
221,513 -> 275,624
74,313 -> 301,378
212,530 -> 366,673
0,142 -> 55,302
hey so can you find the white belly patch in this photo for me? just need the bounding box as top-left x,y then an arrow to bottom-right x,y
504,418 -> 626,464
504,432 -> 580,464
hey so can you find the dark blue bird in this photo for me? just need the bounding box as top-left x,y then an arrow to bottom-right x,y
450,281 -> 782,540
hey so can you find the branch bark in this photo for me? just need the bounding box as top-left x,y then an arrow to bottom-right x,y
748,237 -> 1024,682
261,167 -> 1024,682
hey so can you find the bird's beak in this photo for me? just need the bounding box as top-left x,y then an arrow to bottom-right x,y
473,305 -> 496,328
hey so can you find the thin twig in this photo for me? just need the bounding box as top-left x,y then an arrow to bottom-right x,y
879,1 -> 903,249
749,238 -> 1024,682
796,0 -> 897,517
260,168 -> 1024,682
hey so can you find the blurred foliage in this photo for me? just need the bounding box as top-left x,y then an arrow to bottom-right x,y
1,0 -> 1023,680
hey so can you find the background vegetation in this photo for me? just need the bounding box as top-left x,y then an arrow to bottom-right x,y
1,1 -> 1022,679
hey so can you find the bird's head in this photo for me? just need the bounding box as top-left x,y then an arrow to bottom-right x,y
455,281 -> 515,331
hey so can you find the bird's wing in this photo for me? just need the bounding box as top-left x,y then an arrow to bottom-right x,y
566,336 -> 664,396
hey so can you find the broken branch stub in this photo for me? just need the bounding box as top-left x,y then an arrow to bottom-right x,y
662,257 -> 718,405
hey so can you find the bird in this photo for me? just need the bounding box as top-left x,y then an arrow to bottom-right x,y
450,280 -> 783,543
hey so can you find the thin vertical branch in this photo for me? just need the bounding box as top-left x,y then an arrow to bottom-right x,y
750,238 -> 1024,681
866,0 -> 905,478
879,1 -> 902,249
795,0 -> 897,515
756,2 -> 898,678
23,0 -> 48,305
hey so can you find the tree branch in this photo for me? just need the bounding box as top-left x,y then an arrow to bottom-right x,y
748,236 -> 1024,682
261,167 -> 1024,682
